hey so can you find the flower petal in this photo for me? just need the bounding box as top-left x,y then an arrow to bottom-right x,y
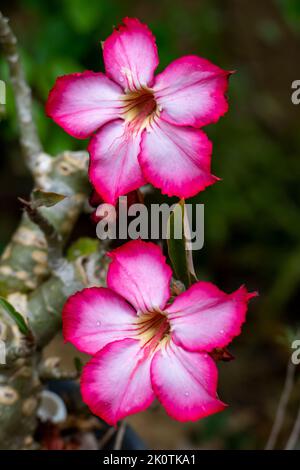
46,71 -> 123,138
81,338 -> 155,425
103,17 -> 159,90
107,240 -> 172,313
153,55 -> 230,128
151,340 -> 226,422
167,283 -> 256,352
139,119 -> 217,198
88,120 -> 146,205
62,287 -> 137,355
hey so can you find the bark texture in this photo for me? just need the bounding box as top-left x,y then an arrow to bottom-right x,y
0,11 -> 108,449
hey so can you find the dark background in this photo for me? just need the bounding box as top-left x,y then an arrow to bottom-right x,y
1,0 -> 300,449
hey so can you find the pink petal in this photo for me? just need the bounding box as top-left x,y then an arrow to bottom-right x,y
81,338 -> 155,425
151,340 -> 226,422
153,55 -> 230,128
167,283 -> 257,352
88,119 -> 146,205
46,71 -> 123,138
107,240 -> 172,313
139,119 -> 217,198
62,287 -> 137,355
103,17 -> 159,90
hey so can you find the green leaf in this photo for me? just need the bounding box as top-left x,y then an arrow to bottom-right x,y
62,0 -> 103,33
0,297 -> 31,336
167,200 -> 196,288
31,190 -> 66,208
67,237 -> 99,261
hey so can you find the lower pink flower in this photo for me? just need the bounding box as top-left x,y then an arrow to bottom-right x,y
62,240 -> 256,425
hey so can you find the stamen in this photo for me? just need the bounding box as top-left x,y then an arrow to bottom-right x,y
121,87 -> 160,133
134,310 -> 170,351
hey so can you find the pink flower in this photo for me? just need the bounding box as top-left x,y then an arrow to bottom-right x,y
62,240 -> 256,425
46,18 -> 231,205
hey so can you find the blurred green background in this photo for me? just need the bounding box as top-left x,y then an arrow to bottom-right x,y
1,0 -> 300,449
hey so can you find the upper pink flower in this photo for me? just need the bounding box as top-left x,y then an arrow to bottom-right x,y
62,240 -> 256,425
46,18 -> 231,204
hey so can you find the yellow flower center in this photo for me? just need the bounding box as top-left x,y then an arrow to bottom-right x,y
134,310 -> 170,351
121,87 -> 160,133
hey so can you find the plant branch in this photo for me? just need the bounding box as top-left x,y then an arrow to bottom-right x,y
98,427 -> 116,449
0,11 -> 110,450
285,402 -> 300,449
114,421 -> 126,451
19,197 -> 64,273
0,150 -> 89,297
265,360 -> 296,449
0,11 -> 43,170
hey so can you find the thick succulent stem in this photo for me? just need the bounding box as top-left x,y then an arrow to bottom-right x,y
0,249 -> 109,449
0,11 -> 109,449
0,150 -> 90,296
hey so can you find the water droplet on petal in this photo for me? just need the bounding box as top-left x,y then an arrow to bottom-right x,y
96,321 -> 101,327
220,329 -> 224,334
184,392 -> 189,397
